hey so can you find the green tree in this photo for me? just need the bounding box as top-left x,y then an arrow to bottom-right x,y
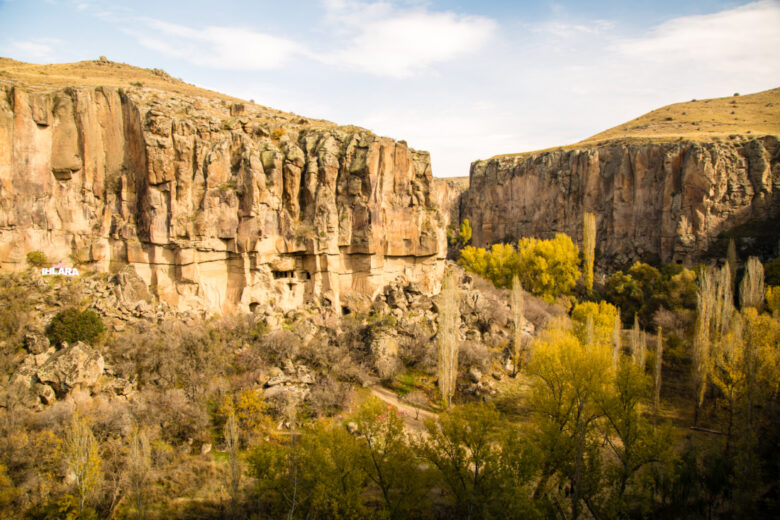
353,398 -> 428,519
46,308 -> 104,347
416,404 -> 506,519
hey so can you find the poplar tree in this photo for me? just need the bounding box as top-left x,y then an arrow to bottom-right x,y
654,328 -> 663,420
510,274 -> 525,374
438,269 -> 459,408
583,212 -> 597,293
740,256 -> 765,310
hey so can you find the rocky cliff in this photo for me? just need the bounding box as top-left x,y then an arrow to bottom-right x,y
463,137 -> 779,265
0,63 -> 445,313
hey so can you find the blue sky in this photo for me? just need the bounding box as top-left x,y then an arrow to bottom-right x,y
1,0 -> 778,177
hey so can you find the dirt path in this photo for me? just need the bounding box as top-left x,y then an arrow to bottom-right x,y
368,385 -> 437,433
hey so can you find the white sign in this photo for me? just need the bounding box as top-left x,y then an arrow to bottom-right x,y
41,263 -> 79,276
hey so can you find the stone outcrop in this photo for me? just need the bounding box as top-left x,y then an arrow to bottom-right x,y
0,80 -> 446,313
462,137 -> 780,264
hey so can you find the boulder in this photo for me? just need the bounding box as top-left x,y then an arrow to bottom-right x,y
468,367 -> 483,384
36,341 -> 104,395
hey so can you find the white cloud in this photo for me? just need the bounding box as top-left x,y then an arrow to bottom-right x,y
7,38 -> 63,62
319,0 -> 496,78
129,19 -> 305,70
618,0 -> 780,69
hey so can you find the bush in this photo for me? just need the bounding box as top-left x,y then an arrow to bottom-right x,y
25,251 -> 48,268
45,307 -> 104,346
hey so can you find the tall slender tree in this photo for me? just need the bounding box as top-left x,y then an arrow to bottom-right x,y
740,256 -> 765,310
129,428 -> 151,520
64,413 -> 101,516
727,238 -> 738,290
583,212 -> 597,293
612,312 -> 622,368
438,269 -> 459,408
654,328 -> 663,420
225,412 -> 241,518
510,274 -> 525,374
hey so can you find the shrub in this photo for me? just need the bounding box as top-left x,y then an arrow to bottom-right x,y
46,307 -> 104,346
270,128 -> 286,140
26,250 -> 48,268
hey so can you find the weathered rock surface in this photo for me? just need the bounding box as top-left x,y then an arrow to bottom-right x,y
0,80 -> 446,313
462,137 -> 780,264
35,341 -> 104,395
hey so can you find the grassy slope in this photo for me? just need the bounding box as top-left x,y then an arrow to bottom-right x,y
0,57 -> 339,130
492,87 -> 780,159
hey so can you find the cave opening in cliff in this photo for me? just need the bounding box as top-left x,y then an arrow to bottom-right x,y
341,306 -> 351,316
273,270 -> 294,279
249,302 -> 259,313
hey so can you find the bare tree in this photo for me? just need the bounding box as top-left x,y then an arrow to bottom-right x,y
225,412 -> 241,518
740,256 -> 765,310
612,312 -> 621,368
64,412 -> 101,516
631,315 -> 645,369
583,212 -> 597,293
510,274 -> 525,374
727,238 -> 738,290
654,328 -> 663,421
437,269 -> 459,408
693,268 -> 714,423
129,428 -> 151,520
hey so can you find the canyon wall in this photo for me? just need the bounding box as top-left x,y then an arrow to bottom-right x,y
462,137 -> 780,265
0,83 -> 445,313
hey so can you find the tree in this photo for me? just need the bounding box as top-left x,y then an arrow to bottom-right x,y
459,219 -> 472,246
225,412 -> 241,518
438,269 -> 459,408
630,314 -> 646,370
654,329 -> 663,420
517,233 -> 581,300
526,326 -> 611,519
571,301 -> 619,346
583,212 -> 596,293
486,243 -> 519,288
612,312 -> 622,368
510,274 -> 525,373
726,239 -> 738,289
46,308 -> 104,347
457,246 -> 488,277
353,398 -> 427,519
740,256 -> 764,310
417,404 -> 506,519
128,428 -> 151,520
63,413 -> 101,516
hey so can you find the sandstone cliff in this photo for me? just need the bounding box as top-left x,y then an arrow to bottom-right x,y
462,87 -> 780,265
463,137 -> 779,265
0,63 -> 445,313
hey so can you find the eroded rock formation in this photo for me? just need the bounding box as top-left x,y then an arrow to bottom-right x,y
0,83 -> 445,312
462,137 -> 780,264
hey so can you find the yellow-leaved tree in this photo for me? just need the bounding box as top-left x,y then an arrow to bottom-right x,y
517,233 -> 581,301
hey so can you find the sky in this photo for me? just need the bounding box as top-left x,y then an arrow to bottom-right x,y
1,0 -> 779,177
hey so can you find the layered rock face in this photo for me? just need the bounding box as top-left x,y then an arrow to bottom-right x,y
0,83 -> 445,312
462,137 -> 780,264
